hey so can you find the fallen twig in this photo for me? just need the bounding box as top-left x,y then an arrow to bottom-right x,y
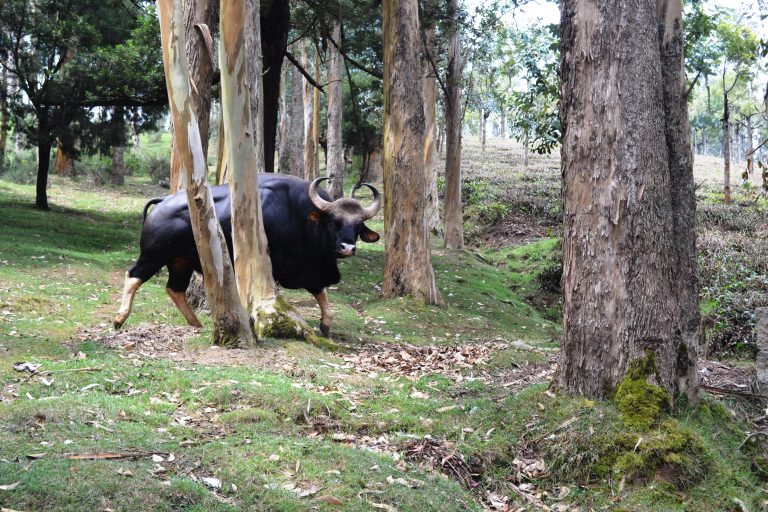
701,385 -> 768,401
65,451 -> 169,461
737,432 -> 768,450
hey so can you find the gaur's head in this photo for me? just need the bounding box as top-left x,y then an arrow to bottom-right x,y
308,177 -> 381,258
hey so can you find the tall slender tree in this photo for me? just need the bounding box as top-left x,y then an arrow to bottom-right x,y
422,23 -> 441,236
302,42 -> 317,180
327,19 -> 345,198
557,0 -> 698,399
222,0 -> 326,343
381,0 -> 441,304
443,0 -> 464,250
157,0 -> 253,347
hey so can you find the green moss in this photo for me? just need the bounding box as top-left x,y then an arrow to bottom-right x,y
614,353 -> 671,431
252,295 -> 340,350
613,420 -> 712,488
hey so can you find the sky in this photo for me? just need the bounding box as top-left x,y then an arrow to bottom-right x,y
478,0 -> 766,38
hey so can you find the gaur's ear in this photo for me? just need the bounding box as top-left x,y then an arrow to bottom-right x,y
308,210 -> 324,223
360,225 -> 380,243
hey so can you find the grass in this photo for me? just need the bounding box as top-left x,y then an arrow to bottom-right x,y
0,150 -> 766,511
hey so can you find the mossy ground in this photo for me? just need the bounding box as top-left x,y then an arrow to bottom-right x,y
0,139 -> 765,511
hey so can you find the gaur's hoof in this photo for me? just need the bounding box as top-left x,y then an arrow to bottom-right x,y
320,323 -> 330,337
113,319 -> 124,330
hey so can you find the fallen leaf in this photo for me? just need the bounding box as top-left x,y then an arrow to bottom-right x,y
331,433 -> 356,442
371,503 -> 397,512
316,495 -> 344,506
13,362 -> 41,373
202,477 -> 221,489
436,405 -> 458,413
297,485 -> 320,498
116,468 -> 133,477
0,482 -> 20,491
268,454 -> 280,462
80,383 -> 101,392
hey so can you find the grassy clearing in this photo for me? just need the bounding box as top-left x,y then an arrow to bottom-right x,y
0,147 -> 766,511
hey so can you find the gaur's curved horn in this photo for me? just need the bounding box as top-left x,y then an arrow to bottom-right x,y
352,183 -> 381,220
308,177 -> 334,213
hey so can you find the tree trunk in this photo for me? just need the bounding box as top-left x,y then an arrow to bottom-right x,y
260,0 -> 290,173
302,43 -> 316,180
279,53 -> 306,178
557,0 -> 698,399
381,0 -> 441,305
313,46 -> 321,178
36,135 -> 51,211
368,149 -> 382,184
110,107 -> 127,185
443,0 -> 464,250
110,146 -> 127,185
170,137 -> 183,191
158,0 -> 253,347
657,0 -> 700,400
723,92 -> 731,203
422,25 -> 441,236
222,0 -> 274,340
54,140 -> 76,176
215,112 -> 227,184
220,0 -> 323,343
747,115 -> 754,179
499,106 -> 506,139
326,20 -> 344,199
0,62 -> 7,164
278,61 -> 289,171
523,129 -> 529,169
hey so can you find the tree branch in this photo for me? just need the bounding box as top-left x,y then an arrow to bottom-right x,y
284,51 -> 325,92
325,33 -> 382,80
685,70 -> 701,99
746,135 -> 768,157
421,26 -> 448,100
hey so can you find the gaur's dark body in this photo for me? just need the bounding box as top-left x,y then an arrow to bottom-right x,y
114,174 -> 380,335
133,174 -> 339,294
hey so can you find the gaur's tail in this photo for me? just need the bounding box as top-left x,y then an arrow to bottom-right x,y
141,198 -> 164,224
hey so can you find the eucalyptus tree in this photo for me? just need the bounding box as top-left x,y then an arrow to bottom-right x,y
558,0 -> 699,400
713,17 -> 759,202
381,0 -> 441,304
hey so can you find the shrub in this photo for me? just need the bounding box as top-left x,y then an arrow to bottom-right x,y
0,149 -> 40,184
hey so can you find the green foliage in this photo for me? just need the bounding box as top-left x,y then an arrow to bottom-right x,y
463,179 -> 511,225
697,200 -> 768,355
0,149 -> 40,184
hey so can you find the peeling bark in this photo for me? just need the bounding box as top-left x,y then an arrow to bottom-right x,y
221,0 -> 325,345
557,0 -> 698,400
302,43 -> 316,180
422,25 -> 441,237
381,0 -> 441,305
158,0 -> 253,347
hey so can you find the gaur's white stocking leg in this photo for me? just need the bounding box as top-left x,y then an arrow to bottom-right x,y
167,288 -> 203,328
114,273 -> 143,329
313,289 -> 333,336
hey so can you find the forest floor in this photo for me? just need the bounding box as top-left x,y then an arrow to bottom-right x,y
0,138 -> 766,511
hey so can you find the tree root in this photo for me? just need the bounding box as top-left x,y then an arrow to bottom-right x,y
252,295 -> 343,351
